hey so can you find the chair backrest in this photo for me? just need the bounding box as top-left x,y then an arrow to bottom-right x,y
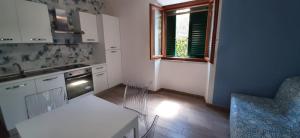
123,83 -> 149,116
25,87 -> 67,119
141,115 -> 159,138
275,76 -> 300,126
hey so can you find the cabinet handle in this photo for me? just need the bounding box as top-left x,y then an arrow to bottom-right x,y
110,46 -> 116,48
96,67 -> 103,70
87,39 -> 95,42
43,77 -> 58,81
96,73 -> 104,76
30,38 -> 46,41
6,84 -> 27,90
111,51 -> 117,53
0,38 -> 13,41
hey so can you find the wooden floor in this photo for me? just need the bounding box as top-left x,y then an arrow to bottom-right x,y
97,85 -> 230,138
0,85 -> 229,138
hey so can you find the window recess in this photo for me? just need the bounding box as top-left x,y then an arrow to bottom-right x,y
150,0 -> 220,63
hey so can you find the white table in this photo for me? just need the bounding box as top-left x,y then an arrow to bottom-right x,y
16,95 -> 139,138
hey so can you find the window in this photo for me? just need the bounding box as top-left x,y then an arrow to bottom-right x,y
149,4 -> 163,59
150,0 -> 220,63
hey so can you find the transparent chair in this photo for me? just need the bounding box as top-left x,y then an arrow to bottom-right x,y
123,83 -> 159,138
25,87 -> 67,119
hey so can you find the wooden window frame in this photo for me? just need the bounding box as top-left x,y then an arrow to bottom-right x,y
149,4 -> 163,60
209,0 -> 220,64
150,0 -> 220,63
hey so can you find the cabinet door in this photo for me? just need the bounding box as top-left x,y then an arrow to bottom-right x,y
35,74 -> 65,92
106,50 -> 122,88
0,80 -> 36,130
92,64 -> 106,74
0,0 -> 21,43
103,15 -> 120,50
17,0 -> 53,43
79,12 -> 99,43
93,72 -> 108,94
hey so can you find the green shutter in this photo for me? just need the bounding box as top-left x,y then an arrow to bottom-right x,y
188,11 -> 208,58
166,15 -> 176,57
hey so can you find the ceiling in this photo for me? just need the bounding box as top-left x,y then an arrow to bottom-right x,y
156,0 -> 194,6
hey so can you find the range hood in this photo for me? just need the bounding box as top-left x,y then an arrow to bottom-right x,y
52,9 -> 82,45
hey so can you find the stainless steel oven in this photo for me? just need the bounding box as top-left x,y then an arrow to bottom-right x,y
64,68 -> 94,100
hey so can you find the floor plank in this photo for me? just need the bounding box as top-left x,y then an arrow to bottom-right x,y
0,85 -> 230,138
96,85 -> 230,138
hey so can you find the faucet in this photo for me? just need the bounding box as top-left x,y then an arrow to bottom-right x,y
13,63 -> 25,76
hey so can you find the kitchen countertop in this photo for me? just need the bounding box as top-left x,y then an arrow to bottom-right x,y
0,63 -> 105,86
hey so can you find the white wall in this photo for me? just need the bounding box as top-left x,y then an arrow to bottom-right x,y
159,61 -> 208,96
103,0 -> 159,90
103,0 -> 209,96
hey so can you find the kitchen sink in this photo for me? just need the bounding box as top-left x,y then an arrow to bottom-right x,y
0,68 -> 61,83
0,74 -> 27,83
0,64 -> 89,83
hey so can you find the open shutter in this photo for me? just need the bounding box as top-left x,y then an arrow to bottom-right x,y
149,4 -> 163,60
188,11 -> 208,58
166,15 -> 176,57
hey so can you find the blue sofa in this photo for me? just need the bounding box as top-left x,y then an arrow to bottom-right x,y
230,76 -> 300,138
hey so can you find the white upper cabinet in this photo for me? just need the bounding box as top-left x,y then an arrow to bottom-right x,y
16,0 -> 53,43
79,12 -> 99,43
0,0 -> 22,43
98,14 -> 121,50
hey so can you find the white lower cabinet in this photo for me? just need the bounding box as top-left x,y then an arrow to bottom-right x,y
93,72 -> 108,94
0,74 -> 66,131
35,74 -> 66,92
106,50 -> 122,88
0,80 -> 36,130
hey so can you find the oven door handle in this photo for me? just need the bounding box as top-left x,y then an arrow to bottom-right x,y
66,74 -> 91,81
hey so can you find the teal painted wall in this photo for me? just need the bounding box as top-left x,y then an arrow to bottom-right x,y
213,0 -> 300,107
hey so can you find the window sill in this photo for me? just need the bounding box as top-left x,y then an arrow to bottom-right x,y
161,57 -> 208,62
151,55 -> 163,60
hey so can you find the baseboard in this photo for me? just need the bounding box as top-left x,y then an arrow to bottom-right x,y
205,103 -> 230,113
153,88 -> 229,112
104,84 -> 230,112
155,88 -> 205,100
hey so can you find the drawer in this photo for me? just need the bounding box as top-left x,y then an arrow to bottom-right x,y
35,74 -> 65,92
93,72 -> 108,94
92,64 -> 106,74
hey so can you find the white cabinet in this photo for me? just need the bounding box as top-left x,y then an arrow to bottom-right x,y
92,64 -> 106,74
35,74 -> 65,92
97,14 -> 121,50
16,0 -> 53,43
106,50 -> 122,88
79,12 -> 99,43
34,74 -> 67,110
0,0 -> 22,43
93,72 -> 108,94
0,74 -> 66,131
92,64 -> 108,94
0,80 -> 36,130
97,14 -> 123,88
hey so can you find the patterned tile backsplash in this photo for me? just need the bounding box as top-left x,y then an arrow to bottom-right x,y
0,0 -> 104,76
0,44 -> 95,75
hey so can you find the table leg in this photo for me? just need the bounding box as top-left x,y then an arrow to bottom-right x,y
133,117 -> 139,138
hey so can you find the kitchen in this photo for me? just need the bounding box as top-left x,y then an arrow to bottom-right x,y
0,0 -> 124,137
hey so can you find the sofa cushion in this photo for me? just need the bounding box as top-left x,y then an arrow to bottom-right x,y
231,94 -> 292,138
275,76 -> 300,133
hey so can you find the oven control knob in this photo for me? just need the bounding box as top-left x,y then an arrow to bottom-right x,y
69,73 -> 72,76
